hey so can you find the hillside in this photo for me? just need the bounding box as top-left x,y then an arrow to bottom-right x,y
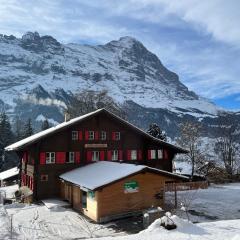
0,32 -> 239,137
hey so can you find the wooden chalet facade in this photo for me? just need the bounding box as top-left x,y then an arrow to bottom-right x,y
5,108 -> 188,222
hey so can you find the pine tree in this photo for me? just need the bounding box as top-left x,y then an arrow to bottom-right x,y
23,118 -> 34,138
0,112 -> 14,170
147,123 -> 167,141
41,119 -> 50,130
0,112 -> 13,146
14,116 -> 24,141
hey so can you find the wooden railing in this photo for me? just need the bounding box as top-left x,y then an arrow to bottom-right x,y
164,181 -> 208,192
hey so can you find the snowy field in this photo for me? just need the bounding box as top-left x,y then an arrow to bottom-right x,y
0,183 -> 240,239
166,183 -> 240,222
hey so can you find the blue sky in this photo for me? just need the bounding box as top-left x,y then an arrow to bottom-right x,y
0,0 -> 239,110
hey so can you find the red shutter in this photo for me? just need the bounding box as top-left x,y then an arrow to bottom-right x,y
107,151 -> 112,161
23,152 -> 27,162
138,150 -> 142,161
95,131 -> 99,140
78,131 -> 83,140
85,131 -> 89,140
56,152 -> 66,164
100,151 -> 104,161
148,150 -> 151,160
127,150 -> 131,160
119,150 -> 123,160
87,151 -> 92,162
112,132 -> 115,140
31,177 -> 34,191
164,149 -> 168,160
75,152 -> 80,163
40,152 -> 46,165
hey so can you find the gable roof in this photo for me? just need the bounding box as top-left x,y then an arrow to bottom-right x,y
5,108 -> 187,153
59,161 -> 188,191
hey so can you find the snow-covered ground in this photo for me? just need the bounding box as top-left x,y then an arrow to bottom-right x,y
91,216 -> 240,240
170,183 -> 240,223
0,183 -> 240,239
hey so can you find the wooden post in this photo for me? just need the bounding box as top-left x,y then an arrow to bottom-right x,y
174,182 -> 177,209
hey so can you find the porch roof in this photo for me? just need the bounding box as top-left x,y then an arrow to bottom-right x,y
59,161 -> 188,191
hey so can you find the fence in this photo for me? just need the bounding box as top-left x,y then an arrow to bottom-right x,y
164,181 -> 209,192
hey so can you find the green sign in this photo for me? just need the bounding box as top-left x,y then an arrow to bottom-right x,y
88,191 -> 95,199
124,181 -> 139,193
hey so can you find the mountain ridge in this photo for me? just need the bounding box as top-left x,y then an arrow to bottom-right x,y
0,32 -> 221,117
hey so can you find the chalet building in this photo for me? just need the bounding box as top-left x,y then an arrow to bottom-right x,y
5,108 -> 188,222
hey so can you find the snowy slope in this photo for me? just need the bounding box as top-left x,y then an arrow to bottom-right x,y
0,32 -> 220,117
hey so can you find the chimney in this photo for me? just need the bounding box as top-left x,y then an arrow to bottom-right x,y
64,112 -> 70,122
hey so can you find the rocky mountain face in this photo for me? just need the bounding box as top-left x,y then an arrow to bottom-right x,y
0,32 -> 239,139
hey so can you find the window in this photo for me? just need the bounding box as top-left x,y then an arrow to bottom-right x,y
46,152 -> 55,164
150,150 -> 156,159
72,131 -> 78,140
67,152 -> 75,163
131,150 -> 137,160
115,132 -> 121,140
88,191 -> 95,199
101,131 -> 106,140
157,149 -> 163,159
89,131 -> 95,140
112,150 -> 118,161
92,151 -> 100,161
41,174 -> 48,182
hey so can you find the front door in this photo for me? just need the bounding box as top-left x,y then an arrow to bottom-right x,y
81,190 -> 87,208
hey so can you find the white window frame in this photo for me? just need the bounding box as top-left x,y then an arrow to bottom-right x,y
46,152 -> 55,164
67,152 -> 75,163
92,151 -> 100,162
89,131 -> 95,140
150,150 -> 156,159
115,132 -> 121,140
157,149 -> 163,159
72,131 -> 78,140
101,131 -> 106,140
131,150 -> 137,160
112,150 -> 118,161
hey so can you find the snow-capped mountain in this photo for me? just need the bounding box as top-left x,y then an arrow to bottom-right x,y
1,32 -> 239,139
0,32 -> 220,117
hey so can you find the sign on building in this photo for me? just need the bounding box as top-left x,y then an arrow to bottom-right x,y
124,181 -> 139,193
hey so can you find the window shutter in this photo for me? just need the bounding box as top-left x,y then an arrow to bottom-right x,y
95,131 -> 99,140
127,150 -> 131,160
138,150 -> 142,161
107,151 -> 112,161
23,152 -> 27,162
164,149 -> 168,160
148,150 -> 151,160
112,132 -> 115,140
40,152 -> 46,165
56,152 -> 66,164
78,131 -> 83,140
100,151 -> 104,161
85,131 -> 89,140
31,177 -> 34,191
87,151 -> 92,162
119,150 -> 123,160
75,152 -> 80,163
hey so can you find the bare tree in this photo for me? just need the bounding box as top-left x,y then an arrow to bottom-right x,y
177,121 -> 205,179
214,115 -> 240,177
67,90 -> 126,119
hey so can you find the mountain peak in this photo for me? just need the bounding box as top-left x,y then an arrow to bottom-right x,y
22,31 -> 40,42
106,36 -> 143,49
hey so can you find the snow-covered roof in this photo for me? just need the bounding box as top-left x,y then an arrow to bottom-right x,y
0,167 -> 19,180
59,161 -> 188,190
5,108 -> 187,153
5,109 -> 103,151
